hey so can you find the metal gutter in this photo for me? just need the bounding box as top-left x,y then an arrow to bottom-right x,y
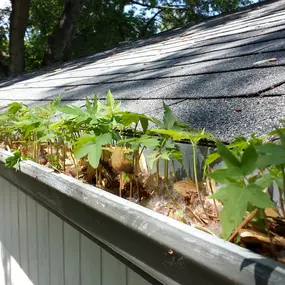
0,149 -> 284,285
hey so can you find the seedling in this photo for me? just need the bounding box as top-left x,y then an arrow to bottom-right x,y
1,91 -> 284,263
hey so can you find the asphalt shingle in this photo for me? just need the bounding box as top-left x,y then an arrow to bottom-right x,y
0,0 -> 284,141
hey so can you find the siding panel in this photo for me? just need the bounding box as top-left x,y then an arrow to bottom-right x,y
64,222 -> 80,285
49,212 -> 64,285
18,190 -> 29,274
27,196 -> 39,284
10,184 -> 20,262
102,249 -> 127,285
80,234 -> 101,285
3,179 -> 11,252
0,177 -> 6,284
127,268 -> 151,285
0,175 -> 151,285
37,204 -> 50,285
3,179 -> 11,285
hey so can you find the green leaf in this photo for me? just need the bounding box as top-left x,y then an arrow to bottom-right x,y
240,144 -> 258,175
216,141 -> 241,170
5,150 -> 22,168
204,152 -> 220,171
85,97 -> 102,123
163,102 -> 176,130
85,97 -> 92,113
228,136 -> 248,152
255,173 -> 274,189
88,133 -> 112,168
211,183 -> 273,239
119,135 -> 160,149
149,157 -> 159,169
121,112 -> 139,126
106,90 -> 115,109
49,120 -> 64,131
246,184 -> 274,209
165,140 -> 175,149
37,133 -> 56,142
256,144 -> 285,168
74,134 -> 95,158
171,149 -> 183,164
7,102 -> 24,114
0,114 -> 9,122
150,128 -> 185,140
74,134 -> 94,150
275,176 -> 284,189
149,116 -> 163,126
50,96 -> 62,110
275,128 -> 285,146
120,112 -> 151,132
140,117 -> 148,133
74,142 -> 94,160
88,146 -> 100,169
56,104 -> 87,121
95,133 -> 112,146
212,184 -> 248,239
209,168 -> 242,184
139,135 -> 160,147
148,152 -> 161,169
161,150 -> 170,160
74,133 -> 112,169
114,101 -> 121,112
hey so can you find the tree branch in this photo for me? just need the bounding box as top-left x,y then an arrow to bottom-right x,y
140,9 -> 161,37
9,0 -> 30,75
145,9 -> 161,27
129,0 -> 188,10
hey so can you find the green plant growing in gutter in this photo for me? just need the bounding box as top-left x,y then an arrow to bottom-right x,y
1,91 -> 285,264
208,141 -> 274,239
0,92 -> 211,214
150,126 -> 213,215
5,150 -> 23,168
207,129 -> 285,244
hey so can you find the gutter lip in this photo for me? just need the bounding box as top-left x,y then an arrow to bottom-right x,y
0,148 -> 284,285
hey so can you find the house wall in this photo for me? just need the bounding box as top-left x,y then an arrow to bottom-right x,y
0,175 -> 151,285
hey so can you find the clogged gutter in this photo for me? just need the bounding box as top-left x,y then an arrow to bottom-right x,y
1,90 -> 285,264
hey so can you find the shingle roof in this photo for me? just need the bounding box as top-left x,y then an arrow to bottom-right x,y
0,0 -> 285,141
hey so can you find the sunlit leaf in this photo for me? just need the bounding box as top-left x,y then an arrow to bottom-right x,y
106,90 -> 115,109
5,150 -> 22,168
256,144 -> 285,168
163,102 -> 176,130
216,141 -> 241,171
240,144 -> 258,176
74,133 -> 112,169
7,102 -> 24,114
211,183 -> 273,239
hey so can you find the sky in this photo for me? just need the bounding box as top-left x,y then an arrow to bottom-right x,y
0,0 -> 9,9
0,1 -> 152,18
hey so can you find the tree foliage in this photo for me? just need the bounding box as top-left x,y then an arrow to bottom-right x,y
9,0 -> 30,75
0,0 -> 263,75
0,6 -> 10,76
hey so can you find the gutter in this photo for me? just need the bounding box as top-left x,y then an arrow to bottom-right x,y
0,149 -> 284,285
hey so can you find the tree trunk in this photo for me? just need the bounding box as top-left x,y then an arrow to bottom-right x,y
43,0 -> 81,65
0,62 -> 8,78
0,51 -> 9,78
9,0 -> 30,76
